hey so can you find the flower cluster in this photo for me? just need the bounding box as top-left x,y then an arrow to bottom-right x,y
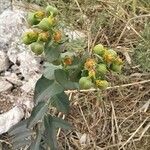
22,5 -> 61,55
79,44 -> 123,89
22,5 -> 123,90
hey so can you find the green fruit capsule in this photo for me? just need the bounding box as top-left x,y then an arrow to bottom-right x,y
27,11 -> 45,25
79,77 -> 93,89
36,17 -> 56,31
97,63 -> 107,74
93,44 -> 105,56
30,42 -> 44,55
22,31 -> 38,45
96,80 -> 109,89
108,49 -> 117,58
38,32 -> 50,42
45,5 -> 58,17
110,63 -> 122,73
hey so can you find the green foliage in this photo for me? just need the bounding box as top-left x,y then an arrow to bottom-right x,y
8,4 -> 124,150
54,69 -> 79,90
27,101 -> 49,128
51,92 -> 70,114
43,115 -> 72,149
44,43 -> 61,63
133,23 -> 150,72
34,76 -> 64,104
9,119 -> 33,149
43,63 -> 62,80
29,129 -> 42,150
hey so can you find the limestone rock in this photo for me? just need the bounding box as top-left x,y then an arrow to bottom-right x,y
0,106 -> 24,134
0,78 -> 13,92
3,72 -> 22,86
0,10 -> 26,50
0,51 -> 9,72
18,51 -> 41,80
0,0 -> 11,14
21,74 -> 41,93
0,10 -> 41,80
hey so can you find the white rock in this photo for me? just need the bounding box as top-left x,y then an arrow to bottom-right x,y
4,72 -> 22,86
0,51 -> 9,72
0,10 -> 41,80
0,78 -> 12,92
18,51 -> 41,80
0,10 -> 26,50
0,106 -> 24,134
4,71 -> 11,76
0,0 -> 11,14
21,74 -> 41,93
11,64 -> 20,74
64,28 -> 86,41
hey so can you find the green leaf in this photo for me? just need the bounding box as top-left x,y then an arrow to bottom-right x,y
52,116 -> 72,130
54,69 -> 79,90
43,63 -> 62,80
34,76 -> 53,103
9,119 -> 33,149
34,76 -> 64,104
43,115 -> 72,149
29,128 -> 43,150
12,139 -> 31,150
66,55 -> 87,81
9,119 -> 29,136
44,43 -> 60,63
51,92 -> 70,114
10,131 -> 32,144
27,102 -> 48,128
44,115 -> 57,150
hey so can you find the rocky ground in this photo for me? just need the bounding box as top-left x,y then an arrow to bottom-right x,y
0,1 -> 43,134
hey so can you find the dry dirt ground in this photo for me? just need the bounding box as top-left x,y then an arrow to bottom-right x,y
56,75 -> 150,150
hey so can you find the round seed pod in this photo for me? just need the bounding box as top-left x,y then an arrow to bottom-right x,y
79,77 -> 93,89
97,63 -> 108,74
93,44 -> 105,56
96,80 -> 109,89
45,5 -> 58,17
30,41 -> 44,55
36,17 -> 56,31
22,31 -> 38,45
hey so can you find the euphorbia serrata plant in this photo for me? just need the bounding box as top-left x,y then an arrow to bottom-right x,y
9,5 -> 123,150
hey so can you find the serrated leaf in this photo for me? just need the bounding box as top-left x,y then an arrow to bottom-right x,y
51,92 -> 70,114
34,76 -> 53,103
43,63 -> 62,80
29,130 -> 42,150
9,119 -> 32,150
9,119 -> 29,136
54,69 -> 79,90
52,116 -> 72,130
11,131 -> 32,144
44,115 -> 57,150
34,76 -> 64,104
27,102 -> 48,128
12,139 -> 31,150
44,43 -> 60,63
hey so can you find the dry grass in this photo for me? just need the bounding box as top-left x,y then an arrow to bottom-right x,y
57,77 -> 150,149
50,0 -> 150,149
